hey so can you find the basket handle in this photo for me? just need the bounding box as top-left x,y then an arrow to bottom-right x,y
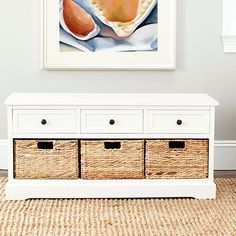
104,142 -> 121,150
37,141 -> 54,150
169,141 -> 185,149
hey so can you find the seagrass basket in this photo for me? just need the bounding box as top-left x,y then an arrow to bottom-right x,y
14,140 -> 79,179
81,140 -> 144,179
146,139 -> 209,179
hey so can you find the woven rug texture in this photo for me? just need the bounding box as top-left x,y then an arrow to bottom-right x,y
0,178 -> 235,236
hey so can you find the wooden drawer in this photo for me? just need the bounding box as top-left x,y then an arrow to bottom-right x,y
13,110 -> 76,134
147,110 -> 210,134
81,110 -> 143,133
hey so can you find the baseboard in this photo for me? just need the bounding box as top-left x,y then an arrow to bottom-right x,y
0,140 -> 8,170
214,140 -> 236,170
0,140 -> 236,170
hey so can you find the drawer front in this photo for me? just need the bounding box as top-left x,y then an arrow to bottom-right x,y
147,110 -> 210,134
81,110 -> 143,133
13,110 -> 76,133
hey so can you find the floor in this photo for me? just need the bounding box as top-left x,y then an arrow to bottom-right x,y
0,178 -> 235,235
0,170 -> 236,178
214,170 -> 236,178
0,170 -> 7,177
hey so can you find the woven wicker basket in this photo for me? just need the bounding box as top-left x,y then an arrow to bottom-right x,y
81,140 -> 144,179
146,139 -> 209,179
14,140 -> 79,179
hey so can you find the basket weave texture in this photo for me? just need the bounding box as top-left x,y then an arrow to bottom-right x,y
81,140 -> 144,179
14,140 -> 79,179
146,139 -> 208,179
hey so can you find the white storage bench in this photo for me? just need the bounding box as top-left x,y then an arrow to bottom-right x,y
4,93 -> 219,200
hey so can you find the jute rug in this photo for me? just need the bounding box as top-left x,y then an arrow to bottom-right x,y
0,178 -> 235,236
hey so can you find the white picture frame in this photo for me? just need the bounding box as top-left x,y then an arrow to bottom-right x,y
42,0 -> 176,70
222,0 -> 236,53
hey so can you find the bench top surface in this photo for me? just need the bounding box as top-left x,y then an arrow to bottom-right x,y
4,93 -> 219,106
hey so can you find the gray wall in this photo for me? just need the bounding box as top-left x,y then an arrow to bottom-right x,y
0,0 -> 236,140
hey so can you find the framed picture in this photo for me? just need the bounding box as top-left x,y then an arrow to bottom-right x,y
42,0 -> 176,70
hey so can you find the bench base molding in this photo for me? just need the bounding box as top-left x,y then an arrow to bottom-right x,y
6,180 -> 216,200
